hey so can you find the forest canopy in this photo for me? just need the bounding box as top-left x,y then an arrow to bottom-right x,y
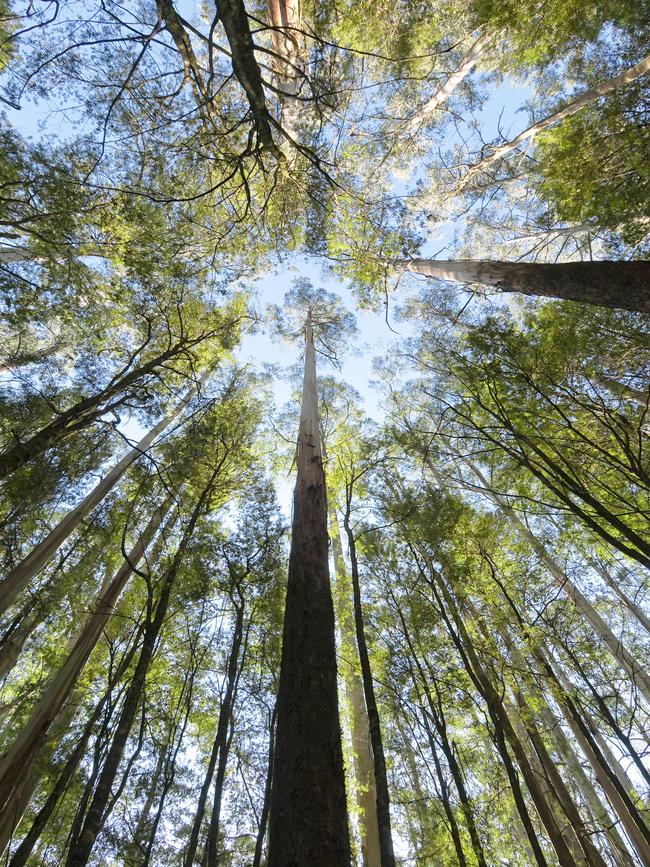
0,0 -> 649,865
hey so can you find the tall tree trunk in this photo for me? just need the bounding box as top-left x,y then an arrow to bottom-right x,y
458,53 -> 650,188
416,552 -> 581,866
0,498 -> 174,843
267,313 -> 350,866
0,338 -> 205,479
454,457 -> 650,703
252,704 -> 277,867
399,258 -> 650,313
596,376 -> 649,408
267,0 -> 306,162
589,559 -> 650,637
343,506 -> 396,867
327,491 -> 380,867
184,598 -> 246,867
65,472 -> 217,867
406,31 -> 491,132
0,611 -> 38,679
0,375 -> 205,615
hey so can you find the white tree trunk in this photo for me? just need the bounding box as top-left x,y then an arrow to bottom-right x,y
0,373 -> 206,616
0,498 -> 174,847
458,53 -> 650,189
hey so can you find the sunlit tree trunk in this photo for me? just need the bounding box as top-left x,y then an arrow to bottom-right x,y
328,500 -> 381,867
0,375 -> 205,615
400,258 -> 650,313
406,31 -> 491,132
343,503 -> 396,867
589,559 -> 650,637
453,457 -> 650,703
458,53 -> 650,188
0,498 -> 174,847
65,471 -> 217,866
268,313 -> 350,866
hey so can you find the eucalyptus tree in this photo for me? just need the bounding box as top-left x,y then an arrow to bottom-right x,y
267,280 -> 355,865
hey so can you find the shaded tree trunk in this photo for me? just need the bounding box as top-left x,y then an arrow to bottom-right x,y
267,313 -> 350,866
252,704 -> 277,867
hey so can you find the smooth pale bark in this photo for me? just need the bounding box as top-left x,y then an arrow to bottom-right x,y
589,560 -> 650,638
502,632 -> 636,867
65,472 -> 216,867
0,375 -> 205,616
399,258 -> 650,313
0,340 -> 65,372
328,501 -> 381,867
453,458 -> 650,704
596,376 -> 649,408
343,508 -> 396,867
268,314 -> 350,865
0,498 -> 173,845
406,32 -> 490,132
458,53 -> 650,188
549,665 -> 650,865
0,611 -> 38,679
267,0 -> 305,163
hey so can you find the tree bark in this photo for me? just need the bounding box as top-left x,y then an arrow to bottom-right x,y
0,338 -> 206,479
0,498 -> 174,840
458,53 -> 650,188
65,474 -> 216,866
399,258 -> 650,313
252,704 -> 277,867
325,478 -> 380,867
267,313 -> 350,866
343,507 -> 396,867
406,31 -> 490,132
0,375 -> 205,615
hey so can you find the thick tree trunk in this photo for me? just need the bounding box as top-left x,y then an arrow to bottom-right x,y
267,314 -> 350,866
0,498 -> 174,842
0,376 -> 204,615
458,53 -> 650,188
327,491 -> 380,867
406,31 -> 490,132
267,0 -> 305,161
399,258 -> 650,313
343,510 -> 396,867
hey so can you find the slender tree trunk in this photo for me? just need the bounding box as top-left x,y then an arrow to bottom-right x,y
596,376 -> 649,408
0,375 -> 205,615
343,508 -> 396,867
0,498 -> 174,843
252,704 -> 277,867
267,313 -> 350,866
458,53 -> 650,187
327,491 -> 380,867
417,554 -> 581,866
590,559 -> 650,637
0,339 -> 203,479
184,598 -> 246,867
0,611 -> 38,679
406,31 -> 491,131
0,340 -> 64,372
65,473 -> 216,867
455,458 -> 650,703
399,258 -> 650,313
500,627 -> 636,867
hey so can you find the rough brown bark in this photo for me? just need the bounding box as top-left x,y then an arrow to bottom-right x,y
267,315 -> 350,866
400,258 -> 650,313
